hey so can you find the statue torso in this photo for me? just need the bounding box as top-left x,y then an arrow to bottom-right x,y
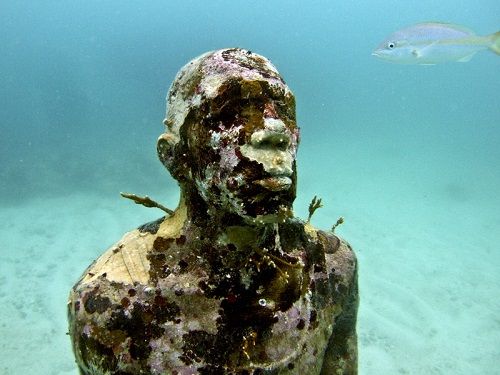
68,207 -> 356,374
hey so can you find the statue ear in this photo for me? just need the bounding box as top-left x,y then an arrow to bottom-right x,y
157,132 -> 178,169
157,131 -> 191,183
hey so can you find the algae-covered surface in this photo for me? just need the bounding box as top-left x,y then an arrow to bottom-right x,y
1,1 -> 499,374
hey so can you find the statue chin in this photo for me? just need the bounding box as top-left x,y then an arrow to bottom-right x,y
246,204 -> 294,226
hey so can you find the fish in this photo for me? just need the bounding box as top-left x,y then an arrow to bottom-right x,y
372,22 -> 500,64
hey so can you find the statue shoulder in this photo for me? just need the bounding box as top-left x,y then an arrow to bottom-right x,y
315,228 -> 357,289
75,206 -> 187,288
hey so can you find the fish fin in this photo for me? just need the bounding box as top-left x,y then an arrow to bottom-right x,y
412,41 -> 438,59
457,52 -> 477,62
489,31 -> 500,55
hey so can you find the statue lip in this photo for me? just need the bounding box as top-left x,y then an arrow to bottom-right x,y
253,176 -> 292,191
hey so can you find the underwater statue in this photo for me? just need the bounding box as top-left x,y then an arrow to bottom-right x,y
68,48 -> 359,374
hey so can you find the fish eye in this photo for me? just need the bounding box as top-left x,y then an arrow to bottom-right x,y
387,42 -> 395,49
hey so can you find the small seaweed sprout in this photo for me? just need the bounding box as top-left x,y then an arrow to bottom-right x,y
120,192 -> 174,216
307,195 -> 323,224
331,217 -> 344,233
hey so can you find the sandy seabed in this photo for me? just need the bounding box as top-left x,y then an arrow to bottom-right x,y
1,165 -> 499,374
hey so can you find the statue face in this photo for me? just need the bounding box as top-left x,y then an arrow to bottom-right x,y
188,80 -> 299,221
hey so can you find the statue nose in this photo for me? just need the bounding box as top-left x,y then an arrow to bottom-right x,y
240,122 -> 295,177
252,130 -> 291,151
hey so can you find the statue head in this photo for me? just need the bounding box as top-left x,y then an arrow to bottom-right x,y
158,48 -> 299,222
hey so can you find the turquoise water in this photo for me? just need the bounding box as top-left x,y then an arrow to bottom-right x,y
1,1 -> 499,374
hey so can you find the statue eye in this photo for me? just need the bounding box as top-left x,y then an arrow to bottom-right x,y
387,42 -> 395,49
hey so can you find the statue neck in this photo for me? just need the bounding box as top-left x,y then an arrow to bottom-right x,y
176,186 -> 283,241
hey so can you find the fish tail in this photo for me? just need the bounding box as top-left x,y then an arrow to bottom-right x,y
489,31 -> 500,55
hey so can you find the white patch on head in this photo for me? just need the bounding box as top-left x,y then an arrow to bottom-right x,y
201,74 -> 225,99
209,130 -> 221,150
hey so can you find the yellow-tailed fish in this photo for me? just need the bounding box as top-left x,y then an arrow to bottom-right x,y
372,22 -> 500,65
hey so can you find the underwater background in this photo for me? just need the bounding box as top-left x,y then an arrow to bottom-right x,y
1,0 -> 499,373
